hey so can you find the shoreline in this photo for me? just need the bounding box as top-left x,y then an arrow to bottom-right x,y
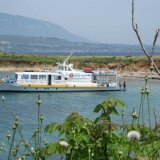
118,72 -> 160,80
0,67 -> 159,80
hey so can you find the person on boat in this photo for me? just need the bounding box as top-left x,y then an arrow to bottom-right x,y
123,81 -> 126,90
119,81 -> 122,89
6,76 -> 9,81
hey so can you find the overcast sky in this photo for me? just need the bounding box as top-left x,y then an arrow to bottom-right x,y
0,0 -> 160,45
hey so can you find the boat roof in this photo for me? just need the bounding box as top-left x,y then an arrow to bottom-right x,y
15,72 -> 59,75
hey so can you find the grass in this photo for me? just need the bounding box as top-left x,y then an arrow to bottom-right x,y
0,52 -> 160,65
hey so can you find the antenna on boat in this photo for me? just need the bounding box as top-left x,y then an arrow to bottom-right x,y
63,45 -> 74,65
116,63 -> 121,70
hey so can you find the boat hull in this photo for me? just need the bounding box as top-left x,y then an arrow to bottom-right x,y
0,82 -> 124,92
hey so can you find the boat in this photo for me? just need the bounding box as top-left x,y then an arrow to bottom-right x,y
0,52 -> 124,92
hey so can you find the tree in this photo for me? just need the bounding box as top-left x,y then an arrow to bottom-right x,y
132,0 -> 160,76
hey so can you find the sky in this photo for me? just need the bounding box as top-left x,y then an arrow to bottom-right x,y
0,0 -> 160,45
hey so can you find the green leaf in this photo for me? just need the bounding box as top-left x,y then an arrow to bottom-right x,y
47,142 -> 58,155
93,104 -> 103,112
111,108 -> 119,116
94,116 -> 100,124
79,134 -> 90,142
103,98 -> 127,109
100,112 -> 110,121
45,123 -> 59,134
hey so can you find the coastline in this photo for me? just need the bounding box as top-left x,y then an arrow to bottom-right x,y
118,72 -> 160,80
0,66 -> 159,80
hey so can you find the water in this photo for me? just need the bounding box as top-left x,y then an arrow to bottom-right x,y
12,51 -> 160,56
0,72 -> 160,159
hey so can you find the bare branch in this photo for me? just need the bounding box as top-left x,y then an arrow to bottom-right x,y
132,0 -> 136,31
132,0 -> 160,76
151,28 -> 160,57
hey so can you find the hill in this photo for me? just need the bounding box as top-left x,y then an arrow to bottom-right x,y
0,12 -> 89,42
0,35 -> 160,54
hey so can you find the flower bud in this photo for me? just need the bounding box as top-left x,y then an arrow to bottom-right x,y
24,141 -> 29,148
14,117 -> 19,126
134,114 -> 138,118
22,155 -> 26,160
149,65 -> 154,72
145,86 -> 150,94
145,75 -> 148,81
12,149 -> 16,156
36,127 -> 39,132
20,136 -> 23,142
39,113 -> 44,121
44,139 -> 48,145
1,95 -> 5,101
37,100 -> 41,105
31,147 -> 36,155
141,87 -> 145,94
15,145 -> 19,151
121,110 -> 124,116
131,109 -> 138,119
37,95 -> 41,105
12,125 -> 16,130
7,131 -> 11,139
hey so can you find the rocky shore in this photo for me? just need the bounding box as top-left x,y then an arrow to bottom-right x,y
119,72 -> 160,80
0,66 -> 159,80
0,61 -> 160,80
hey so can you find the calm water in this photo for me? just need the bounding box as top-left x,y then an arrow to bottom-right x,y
13,51 -> 160,56
0,72 -> 160,159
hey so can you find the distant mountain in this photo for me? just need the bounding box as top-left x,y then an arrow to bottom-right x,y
1,34 -> 160,54
0,12 -> 90,42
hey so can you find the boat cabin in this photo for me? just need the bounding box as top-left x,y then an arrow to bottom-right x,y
14,70 -> 93,87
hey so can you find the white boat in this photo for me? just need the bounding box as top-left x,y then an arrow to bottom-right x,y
0,53 -> 124,92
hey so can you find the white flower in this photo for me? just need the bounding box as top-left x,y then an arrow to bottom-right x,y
59,141 -> 69,147
127,130 -> 140,140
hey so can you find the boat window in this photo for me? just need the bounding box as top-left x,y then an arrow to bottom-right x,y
65,66 -> 68,71
31,75 -> 38,79
59,66 -> 63,70
54,75 -> 61,80
39,75 -> 46,79
21,74 -> 29,79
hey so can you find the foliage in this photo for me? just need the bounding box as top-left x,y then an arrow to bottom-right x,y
0,95 -> 44,160
38,74 -> 160,160
1,52 -> 160,66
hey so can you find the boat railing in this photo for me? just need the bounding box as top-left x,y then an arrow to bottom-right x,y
94,68 -> 117,75
1,77 -> 14,83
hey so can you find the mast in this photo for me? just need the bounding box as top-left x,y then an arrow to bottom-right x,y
63,51 -> 74,65
63,45 -> 74,65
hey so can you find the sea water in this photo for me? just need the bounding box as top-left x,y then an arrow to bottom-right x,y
0,72 -> 160,159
